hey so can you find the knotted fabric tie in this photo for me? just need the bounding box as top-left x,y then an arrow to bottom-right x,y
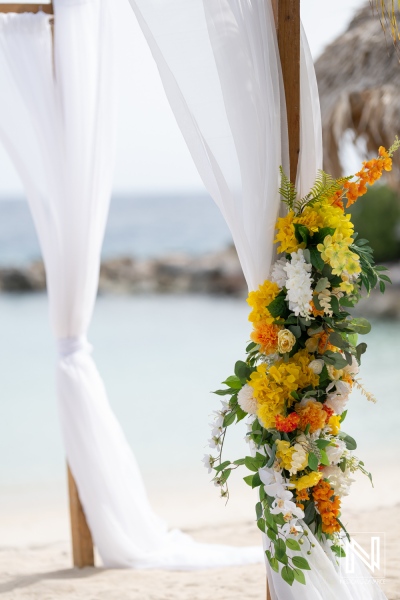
57,335 -> 93,358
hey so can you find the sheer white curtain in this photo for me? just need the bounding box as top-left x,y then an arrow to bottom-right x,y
126,0 -> 387,597
0,1 -> 260,570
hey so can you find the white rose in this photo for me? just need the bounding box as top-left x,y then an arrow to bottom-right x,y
277,329 -> 296,354
238,384 -> 258,415
309,359 -> 324,375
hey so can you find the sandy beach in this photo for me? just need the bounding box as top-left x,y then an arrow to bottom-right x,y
1,473 -> 399,600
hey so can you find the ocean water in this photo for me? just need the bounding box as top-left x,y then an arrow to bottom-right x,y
0,194 -> 232,266
0,293 -> 399,491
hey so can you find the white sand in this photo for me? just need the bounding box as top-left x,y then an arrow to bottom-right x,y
0,473 -> 399,600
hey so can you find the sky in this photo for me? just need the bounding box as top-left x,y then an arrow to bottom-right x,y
0,0 -> 367,197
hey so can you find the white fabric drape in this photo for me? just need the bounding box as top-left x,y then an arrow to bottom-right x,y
126,0 -> 387,597
0,2 -> 261,569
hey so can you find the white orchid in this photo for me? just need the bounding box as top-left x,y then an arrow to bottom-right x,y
323,465 -> 355,497
281,521 -> 303,538
326,439 -> 346,465
270,488 -> 304,521
202,454 -> 215,474
259,467 -> 291,497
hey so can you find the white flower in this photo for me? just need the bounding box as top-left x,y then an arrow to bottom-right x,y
309,359 -> 324,374
325,440 -> 347,465
259,467 -> 290,497
323,465 -> 355,497
271,258 -> 288,288
238,384 -> 258,415
284,250 -> 313,318
208,435 -> 221,450
270,488 -> 304,520
282,521 -> 303,537
202,454 -> 215,474
344,356 -> 359,377
325,380 -> 351,414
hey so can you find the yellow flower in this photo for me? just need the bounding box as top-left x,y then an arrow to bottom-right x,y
247,280 -> 280,324
276,440 -> 295,471
274,209 -> 323,254
292,471 -> 323,491
314,200 -> 354,239
328,415 -> 341,435
295,400 -> 328,433
277,329 -> 296,354
251,322 -> 281,355
289,349 -> 320,391
317,233 -> 361,278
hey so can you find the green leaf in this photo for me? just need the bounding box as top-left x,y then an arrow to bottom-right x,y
304,501 -> 316,525
223,412 -> 236,427
292,556 -> 311,570
309,246 -> 325,271
269,556 -> 279,572
349,318 -> 372,335
279,166 -> 298,210
243,474 -> 255,487
267,527 -> 277,541
257,518 -> 266,533
340,410 -> 347,423
274,538 -> 287,559
286,539 -> 301,551
255,502 -> 263,520
267,294 -> 287,319
222,375 -> 242,389
294,223 -> 310,246
356,342 -> 367,362
234,360 -> 251,381
331,544 -> 346,558
213,389 -> 236,396
293,567 -> 306,585
329,332 -> 349,350
315,277 -> 330,293
236,407 -> 247,422
273,512 -> 286,526
320,449 -> 330,466
338,431 -> 357,451
323,351 -> 348,369
214,461 -> 231,473
281,566 -> 295,586
246,341 -> 257,352
347,333 -> 358,347
245,455 -> 265,472
308,452 -> 319,471
315,439 -> 331,450
288,325 -> 302,338
312,227 -> 335,245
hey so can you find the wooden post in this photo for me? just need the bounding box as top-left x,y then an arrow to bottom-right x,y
268,2 -> 301,599
0,4 -> 54,14
0,1 -> 95,568
67,465 -> 95,568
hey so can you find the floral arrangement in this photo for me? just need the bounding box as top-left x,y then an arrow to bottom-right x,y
204,141 -> 399,587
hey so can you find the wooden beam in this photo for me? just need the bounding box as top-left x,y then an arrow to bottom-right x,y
268,3 -> 301,599
67,465 -> 95,568
272,0 -> 301,185
0,4 -> 53,14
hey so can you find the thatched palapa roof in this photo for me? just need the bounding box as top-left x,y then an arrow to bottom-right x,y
315,3 -> 400,185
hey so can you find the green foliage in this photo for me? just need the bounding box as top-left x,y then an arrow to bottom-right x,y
279,166 -> 297,209
349,185 -> 400,262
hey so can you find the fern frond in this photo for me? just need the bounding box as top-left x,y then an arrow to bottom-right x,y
279,166 -> 297,210
294,170 -> 352,214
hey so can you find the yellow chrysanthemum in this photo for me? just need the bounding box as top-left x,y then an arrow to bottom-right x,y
247,280 -> 280,324
314,200 -> 354,239
274,209 -> 323,254
289,349 -> 320,392
276,440 -> 295,471
292,471 -> 323,491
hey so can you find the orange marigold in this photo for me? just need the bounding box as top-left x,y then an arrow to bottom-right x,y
345,147 -> 392,208
322,404 -> 335,420
313,481 -> 341,535
275,412 -> 300,433
250,322 -> 280,355
295,400 -> 328,433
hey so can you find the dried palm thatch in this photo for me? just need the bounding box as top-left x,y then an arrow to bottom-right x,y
315,2 -> 400,187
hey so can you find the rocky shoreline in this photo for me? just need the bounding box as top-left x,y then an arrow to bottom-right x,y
0,246 -> 399,318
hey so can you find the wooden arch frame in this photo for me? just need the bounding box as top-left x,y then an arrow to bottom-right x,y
0,0 -> 95,570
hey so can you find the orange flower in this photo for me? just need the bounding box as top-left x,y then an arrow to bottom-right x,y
327,189 -> 344,211
312,481 -> 341,535
295,488 -> 310,510
250,322 -> 280,355
295,400 -> 328,433
322,404 -> 335,420
345,147 -> 392,208
275,412 -> 300,433
310,299 -> 324,318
